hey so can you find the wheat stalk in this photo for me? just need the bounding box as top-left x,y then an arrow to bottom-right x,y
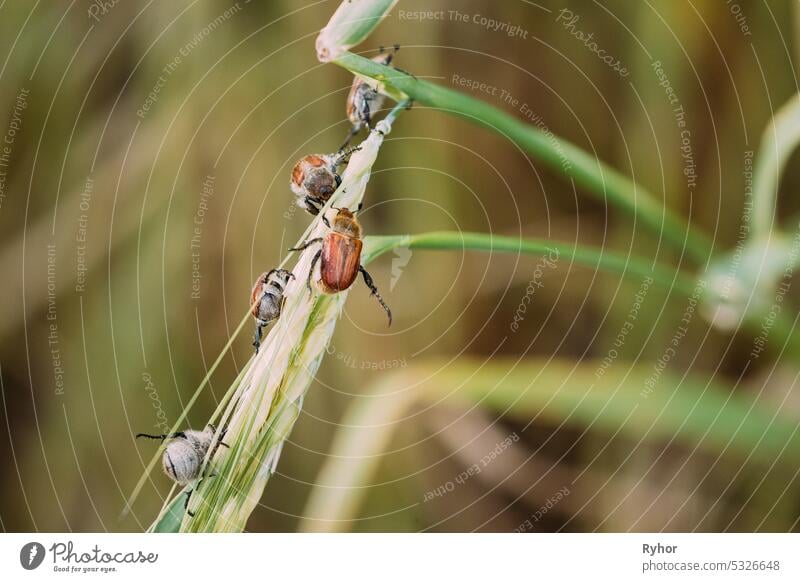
160,104 -> 408,532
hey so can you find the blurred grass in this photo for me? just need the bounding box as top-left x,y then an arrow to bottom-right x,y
301,357 -> 800,531
2,0 -> 800,533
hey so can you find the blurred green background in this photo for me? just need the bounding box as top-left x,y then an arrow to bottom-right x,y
2,0 -> 800,532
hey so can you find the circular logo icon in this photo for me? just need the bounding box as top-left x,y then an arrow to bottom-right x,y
19,542 -> 45,570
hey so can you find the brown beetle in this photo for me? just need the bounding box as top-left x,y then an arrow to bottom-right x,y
289,207 -> 391,324
290,147 -> 359,215
341,45 -> 399,149
250,268 -> 295,352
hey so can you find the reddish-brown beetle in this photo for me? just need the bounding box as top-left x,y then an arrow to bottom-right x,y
341,45 -> 399,149
289,147 -> 359,215
289,207 -> 391,324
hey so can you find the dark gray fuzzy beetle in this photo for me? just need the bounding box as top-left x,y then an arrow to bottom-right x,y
136,424 -> 228,515
250,268 -> 295,352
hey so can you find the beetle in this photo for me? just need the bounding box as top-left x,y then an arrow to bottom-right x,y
250,268 -> 295,353
340,45 -> 400,149
290,147 -> 359,216
289,207 -> 391,324
136,424 -> 228,516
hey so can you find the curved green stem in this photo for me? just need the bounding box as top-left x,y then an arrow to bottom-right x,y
364,232 -> 698,297
336,51 -> 714,265
366,231 -> 800,360
751,94 -> 800,239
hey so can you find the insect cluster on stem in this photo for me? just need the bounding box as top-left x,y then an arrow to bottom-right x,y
250,45 -> 405,347
136,46 -> 408,521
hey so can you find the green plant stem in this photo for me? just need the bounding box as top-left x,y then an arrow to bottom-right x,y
365,232 -> 698,297
365,231 -> 800,360
752,94 -> 800,239
335,51 -> 713,265
301,356 -> 800,532
123,309 -> 253,517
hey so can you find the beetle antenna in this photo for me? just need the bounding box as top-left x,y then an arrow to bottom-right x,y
338,127 -> 360,152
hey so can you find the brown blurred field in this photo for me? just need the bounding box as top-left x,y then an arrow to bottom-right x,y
2,0 -> 800,532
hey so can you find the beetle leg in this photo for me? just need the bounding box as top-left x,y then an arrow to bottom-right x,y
333,145 -> 362,169
307,249 -> 322,294
361,95 -> 373,129
136,431 -> 186,440
252,324 -> 263,353
185,489 -> 195,517
338,126 -> 360,152
288,237 -> 323,252
135,433 -> 166,440
303,196 -> 321,216
391,66 -> 416,80
358,266 -> 392,325
321,214 -> 331,228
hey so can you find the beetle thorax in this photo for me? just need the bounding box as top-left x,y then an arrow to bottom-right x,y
332,210 -> 362,238
305,167 -> 337,198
